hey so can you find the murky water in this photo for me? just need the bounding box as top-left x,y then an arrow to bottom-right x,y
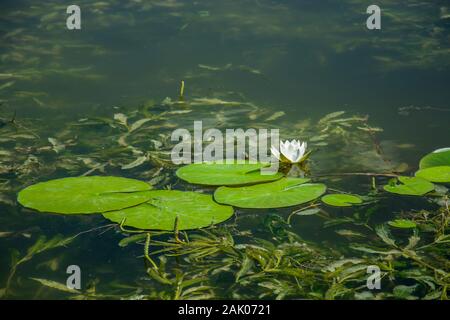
1,0 -> 449,300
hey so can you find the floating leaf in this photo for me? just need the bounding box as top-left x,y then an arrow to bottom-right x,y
383,176 -> 435,196
388,219 -> 417,229
103,190 -> 233,230
214,178 -> 326,209
321,194 -> 362,207
176,162 -> 283,186
415,166 -> 450,183
419,148 -> 450,169
18,176 -> 152,214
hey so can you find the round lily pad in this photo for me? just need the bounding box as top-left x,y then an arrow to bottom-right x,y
415,166 -> 450,183
383,176 -> 435,196
388,219 -> 417,229
419,148 -> 450,169
176,162 -> 283,186
321,194 -> 363,207
18,176 -> 152,214
214,178 -> 326,209
103,190 -> 234,230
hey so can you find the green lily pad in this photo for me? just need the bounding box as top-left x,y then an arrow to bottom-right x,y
415,166 -> 450,183
383,176 -> 435,196
419,148 -> 450,169
176,162 -> 283,186
103,190 -> 233,230
388,219 -> 417,229
321,194 -> 363,207
214,178 -> 326,209
18,176 -> 152,214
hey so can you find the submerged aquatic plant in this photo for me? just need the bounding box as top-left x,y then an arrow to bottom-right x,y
1,234 -> 75,298
1,0 -> 449,301
2,94 -> 450,300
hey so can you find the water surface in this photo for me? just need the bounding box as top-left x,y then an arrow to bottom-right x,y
1,0 -> 449,300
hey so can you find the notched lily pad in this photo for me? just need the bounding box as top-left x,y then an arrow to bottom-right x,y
17,176 -> 152,214
419,148 -> 450,169
383,176 -> 435,196
103,190 -> 234,230
415,166 -> 450,183
214,178 -> 326,209
176,162 -> 283,186
321,194 -> 363,207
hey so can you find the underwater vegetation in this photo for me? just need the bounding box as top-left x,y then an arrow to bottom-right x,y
1,91 -> 449,300
1,0 -> 449,300
1,0 -> 450,115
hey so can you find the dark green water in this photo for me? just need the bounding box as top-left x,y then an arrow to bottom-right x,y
0,0 -> 449,299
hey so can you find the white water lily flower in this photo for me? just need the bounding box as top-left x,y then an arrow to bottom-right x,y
271,140 -> 309,163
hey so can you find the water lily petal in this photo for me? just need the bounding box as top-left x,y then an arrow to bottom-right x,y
292,150 -> 303,163
284,148 -> 296,163
277,140 -> 309,163
280,141 -> 289,158
270,146 -> 281,161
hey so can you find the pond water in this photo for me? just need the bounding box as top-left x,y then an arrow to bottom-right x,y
0,0 -> 449,299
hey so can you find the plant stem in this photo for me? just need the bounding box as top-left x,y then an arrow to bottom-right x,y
287,203 -> 321,225
144,233 -> 159,270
